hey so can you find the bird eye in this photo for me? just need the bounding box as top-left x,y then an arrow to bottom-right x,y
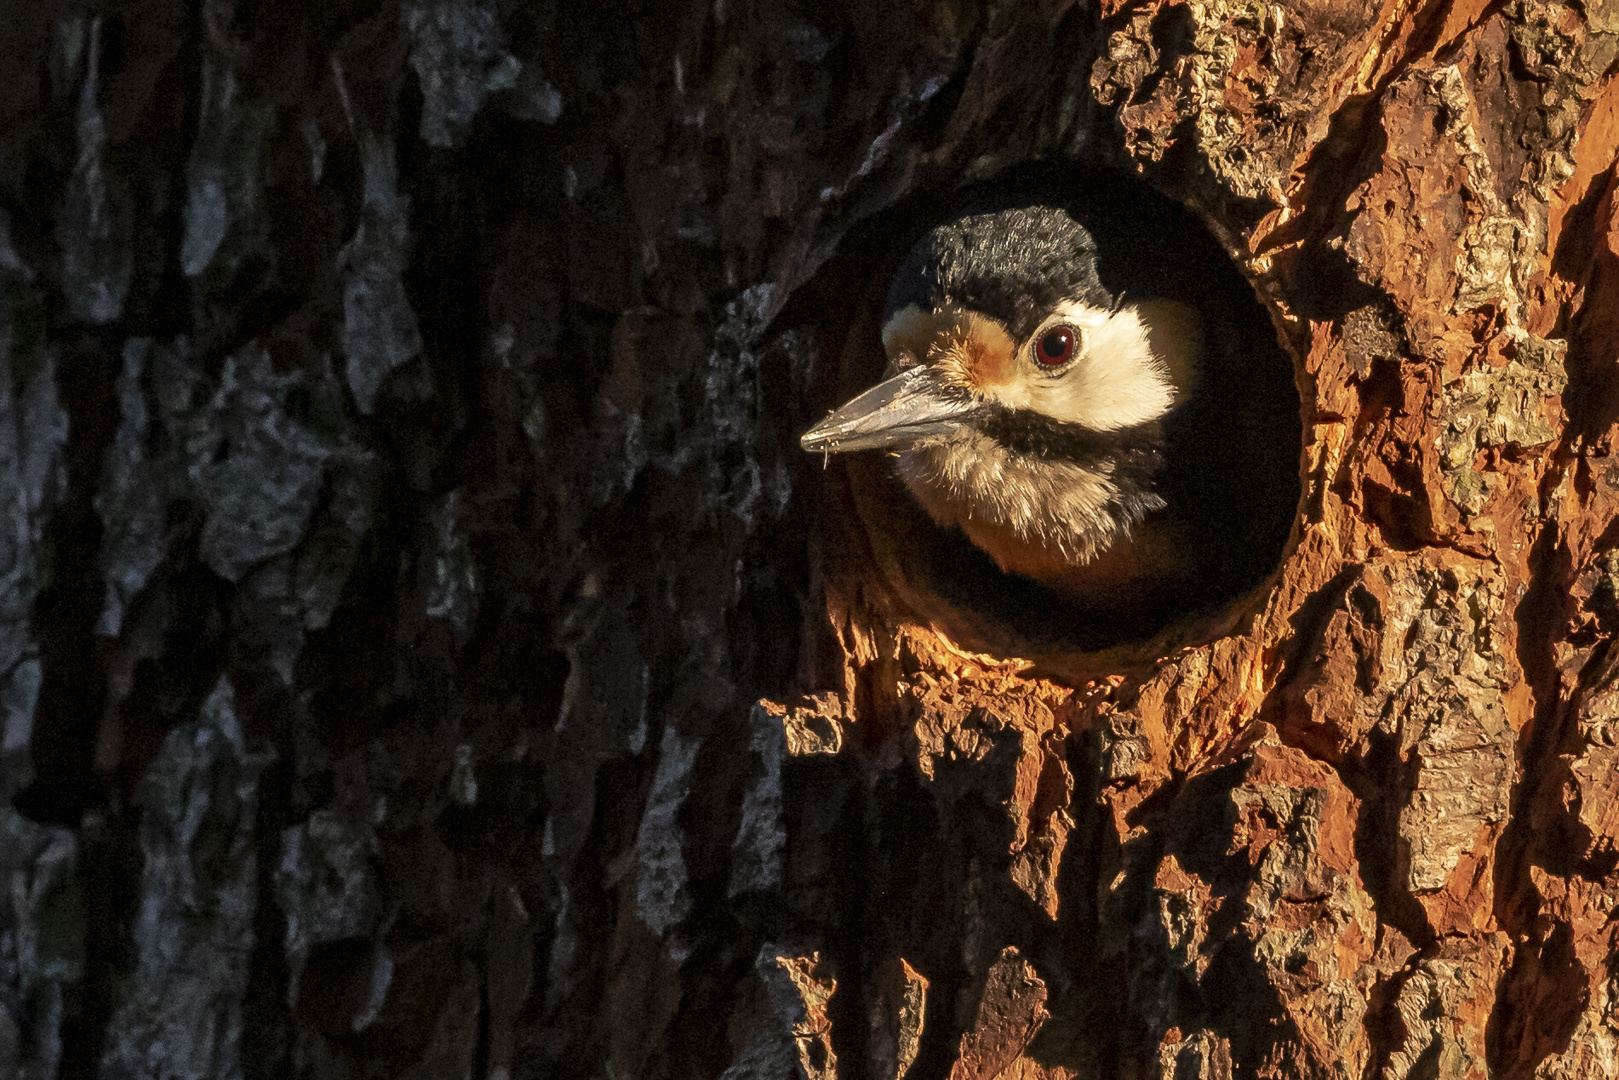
1035,326 -> 1077,367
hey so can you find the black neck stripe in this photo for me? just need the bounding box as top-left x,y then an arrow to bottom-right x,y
976,404 -> 1165,466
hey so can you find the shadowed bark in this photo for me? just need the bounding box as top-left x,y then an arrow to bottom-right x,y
0,0 -> 1616,1078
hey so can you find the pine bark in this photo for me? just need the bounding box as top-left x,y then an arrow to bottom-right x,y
0,0 -> 1616,1078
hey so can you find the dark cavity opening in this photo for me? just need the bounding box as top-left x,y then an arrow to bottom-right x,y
789,165 -> 1302,657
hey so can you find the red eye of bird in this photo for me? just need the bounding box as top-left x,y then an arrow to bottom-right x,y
1035,326 -> 1076,367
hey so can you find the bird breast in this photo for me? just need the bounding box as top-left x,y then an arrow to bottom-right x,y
894,426 -> 1166,578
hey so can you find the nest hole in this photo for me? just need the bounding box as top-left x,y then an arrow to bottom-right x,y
789,166 -> 1302,664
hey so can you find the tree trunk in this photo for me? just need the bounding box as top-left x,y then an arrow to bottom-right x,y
0,0 -> 1615,1078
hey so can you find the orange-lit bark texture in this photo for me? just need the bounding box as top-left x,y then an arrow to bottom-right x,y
3,0 -> 1618,1078
807,0 -> 1619,1077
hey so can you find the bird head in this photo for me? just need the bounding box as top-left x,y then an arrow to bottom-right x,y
801,206 -> 1192,461
801,205 -> 1203,585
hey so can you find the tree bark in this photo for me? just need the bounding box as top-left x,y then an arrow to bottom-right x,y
0,0 -> 1615,1078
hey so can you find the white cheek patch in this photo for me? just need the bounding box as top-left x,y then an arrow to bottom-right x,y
982,300 -> 1199,432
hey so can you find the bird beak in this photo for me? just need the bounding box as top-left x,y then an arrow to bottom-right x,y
800,366 -> 978,453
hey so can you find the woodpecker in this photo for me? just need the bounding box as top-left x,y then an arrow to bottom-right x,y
801,204 -> 1215,609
